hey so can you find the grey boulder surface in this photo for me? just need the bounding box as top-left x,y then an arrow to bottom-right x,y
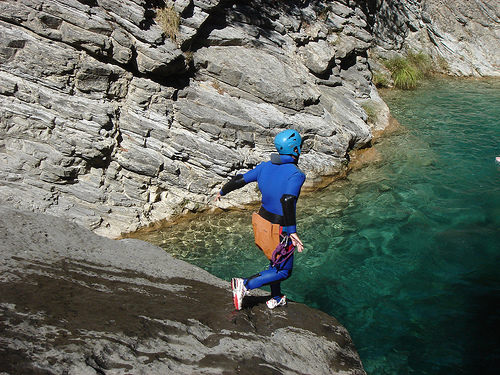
0,205 -> 366,375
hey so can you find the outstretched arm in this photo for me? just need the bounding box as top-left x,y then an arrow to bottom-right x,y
214,174 -> 246,202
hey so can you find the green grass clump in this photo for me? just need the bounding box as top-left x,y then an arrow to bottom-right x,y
155,3 -> 180,42
362,102 -> 378,125
411,52 -> 431,72
384,51 -> 433,90
387,57 -> 419,89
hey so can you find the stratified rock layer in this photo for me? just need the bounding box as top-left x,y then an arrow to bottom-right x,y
0,0 -> 499,239
368,0 -> 500,77
1,0 -> 388,238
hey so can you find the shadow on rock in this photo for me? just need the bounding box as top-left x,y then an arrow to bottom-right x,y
0,206 -> 365,374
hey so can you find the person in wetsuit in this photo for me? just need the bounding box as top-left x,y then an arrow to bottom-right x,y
215,129 -> 306,310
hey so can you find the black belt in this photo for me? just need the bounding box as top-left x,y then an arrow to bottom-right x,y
258,206 -> 284,226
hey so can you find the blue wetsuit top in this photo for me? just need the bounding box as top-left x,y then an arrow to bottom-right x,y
221,154 -> 306,233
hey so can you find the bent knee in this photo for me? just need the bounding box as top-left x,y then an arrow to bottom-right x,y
278,269 -> 292,280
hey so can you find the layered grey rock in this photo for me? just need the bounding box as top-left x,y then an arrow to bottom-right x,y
0,205 -> 366,375
0,1 -> 498,373
0,0 -> 498,238
367,0 -> 500,77
0,0 -> 389,237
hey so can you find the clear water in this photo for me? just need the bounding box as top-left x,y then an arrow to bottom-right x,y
132,78 -> 500,374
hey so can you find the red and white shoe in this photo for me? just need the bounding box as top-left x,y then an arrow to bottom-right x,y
231,278 -> 247,310
266,295 -> 287,309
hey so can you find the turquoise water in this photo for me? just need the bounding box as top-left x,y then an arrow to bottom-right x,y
136,78 -> 500,374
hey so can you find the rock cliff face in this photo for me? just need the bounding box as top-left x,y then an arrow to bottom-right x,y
0,205 -> 366,374
0,0 -> 386,238
0,0 -> 499,238
0,1 -> 498,373
367,0 -> 500,77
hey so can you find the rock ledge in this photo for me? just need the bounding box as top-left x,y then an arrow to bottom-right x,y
0,205 -> 366,375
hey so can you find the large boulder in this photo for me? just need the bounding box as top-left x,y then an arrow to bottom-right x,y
0,205 -> 366,375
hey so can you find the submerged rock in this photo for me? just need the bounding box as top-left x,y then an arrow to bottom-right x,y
0,205 -> 366,374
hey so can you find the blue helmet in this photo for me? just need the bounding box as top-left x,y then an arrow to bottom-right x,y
274,129 -> 302,157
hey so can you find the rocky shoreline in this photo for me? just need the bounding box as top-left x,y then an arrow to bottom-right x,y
0,205 -> 366,374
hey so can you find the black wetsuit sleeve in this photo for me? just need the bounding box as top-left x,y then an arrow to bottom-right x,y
280,194 -> 297,229
220,174 -> 246,195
